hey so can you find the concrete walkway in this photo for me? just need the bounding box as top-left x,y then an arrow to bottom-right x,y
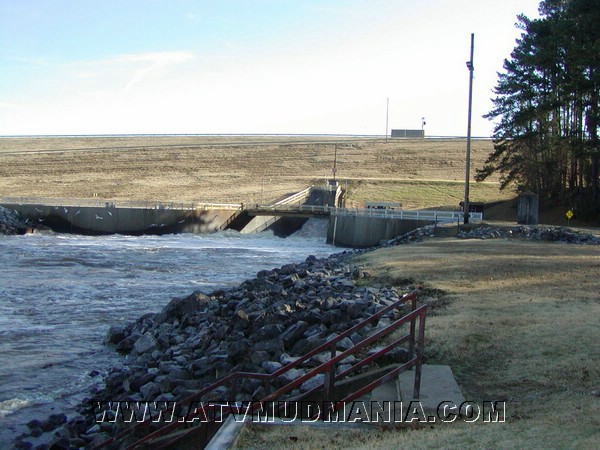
206,364 -> 465,448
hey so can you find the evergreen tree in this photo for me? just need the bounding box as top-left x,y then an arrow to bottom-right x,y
477,0 -> 600,216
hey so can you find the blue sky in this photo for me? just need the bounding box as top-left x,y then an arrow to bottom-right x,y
0,0 -> 541,136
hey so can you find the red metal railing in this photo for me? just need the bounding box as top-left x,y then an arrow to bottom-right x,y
94,289 -> 427,449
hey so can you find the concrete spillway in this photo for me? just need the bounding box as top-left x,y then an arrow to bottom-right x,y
0,202 -> 235,235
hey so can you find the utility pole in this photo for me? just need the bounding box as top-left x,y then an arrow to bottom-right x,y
385,97 -> 389,143
464,33 -> 474,224
333,142 -> 338,181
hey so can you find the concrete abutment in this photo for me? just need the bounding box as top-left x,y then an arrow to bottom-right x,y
327,215 -> 435,248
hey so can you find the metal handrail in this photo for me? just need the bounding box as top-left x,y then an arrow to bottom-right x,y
272,186 -> 312,206
94,290 -> 427,449
0,196 -> 242,211
249,203 -> 482,222
331,208 -> 483,222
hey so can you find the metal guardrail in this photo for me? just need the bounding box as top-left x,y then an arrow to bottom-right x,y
250,203 -> 483,223
93,290 -> 427,449
272,186 -> 312,207
333,208 -> 483,222
0,196 -> 242,211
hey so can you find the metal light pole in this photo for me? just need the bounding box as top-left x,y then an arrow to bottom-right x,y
333,142 -> 337,181
464,33 -> 474,224
385,97 -> 389,143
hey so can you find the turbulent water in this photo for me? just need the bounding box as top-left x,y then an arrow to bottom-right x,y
0,219 -> 336,446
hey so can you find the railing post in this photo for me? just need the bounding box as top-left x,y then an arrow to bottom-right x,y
409,294 -> 417,360
413,311 -> 427,399
324,341 -> 337,418
230,375 -> 238,403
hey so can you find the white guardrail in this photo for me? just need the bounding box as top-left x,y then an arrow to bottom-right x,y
333,208 -> 483,222
252,204 -> 483,222
0,196 -> 242,211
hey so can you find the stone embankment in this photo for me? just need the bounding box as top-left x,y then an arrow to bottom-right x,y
0,206 -> 47,235
14,251 -> 418,449
384,224 -> 600,246
457,224 -> 600,244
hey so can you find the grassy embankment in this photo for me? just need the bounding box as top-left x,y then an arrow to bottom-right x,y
0,136 -> 512,213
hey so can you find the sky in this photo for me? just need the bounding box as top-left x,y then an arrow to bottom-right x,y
0,0 -> 542,137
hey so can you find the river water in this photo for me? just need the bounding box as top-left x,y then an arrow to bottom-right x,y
0,219 -> 336,446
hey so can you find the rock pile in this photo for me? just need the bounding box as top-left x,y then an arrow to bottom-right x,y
0,206 -> 45,235
384,225 -> 436,246
14,251 -> 417,449
458,225 -> 600,244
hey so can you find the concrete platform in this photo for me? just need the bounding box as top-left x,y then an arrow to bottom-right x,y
398,364 -> 465,414
206,364 -> 466,448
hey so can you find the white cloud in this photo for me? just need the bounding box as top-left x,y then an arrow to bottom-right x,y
117,51 -> 194,93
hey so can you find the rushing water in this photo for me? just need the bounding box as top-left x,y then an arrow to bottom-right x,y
0,219 -> 336,446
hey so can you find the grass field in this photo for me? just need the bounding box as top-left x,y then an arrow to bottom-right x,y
236,239 -> 600,449
0,136 -> 512,210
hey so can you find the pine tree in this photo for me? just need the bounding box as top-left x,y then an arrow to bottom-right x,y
477,0 -> 600,217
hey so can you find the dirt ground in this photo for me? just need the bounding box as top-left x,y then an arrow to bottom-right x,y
0,136 -> 507,209
236,238 -> 600,449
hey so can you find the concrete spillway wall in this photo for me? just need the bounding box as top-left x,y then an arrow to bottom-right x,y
1,203 -> 234,235
327,214 -> 434,248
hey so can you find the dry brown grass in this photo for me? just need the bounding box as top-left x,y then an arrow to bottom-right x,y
0,136 -> 510,209
235,239 -> 600,449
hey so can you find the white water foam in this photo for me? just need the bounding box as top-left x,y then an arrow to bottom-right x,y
0,399 -> 32,418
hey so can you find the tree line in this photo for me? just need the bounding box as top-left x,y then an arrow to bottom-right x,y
477,0 -> 600,219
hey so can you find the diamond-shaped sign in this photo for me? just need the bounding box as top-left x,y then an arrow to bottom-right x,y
566,210 -> 574,220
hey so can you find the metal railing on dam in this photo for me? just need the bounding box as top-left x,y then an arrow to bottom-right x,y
333,207 -> 483,223
0,196 -> 242,211
248,203 -> 483,223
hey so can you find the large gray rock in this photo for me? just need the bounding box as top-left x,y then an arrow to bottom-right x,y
281,321 -> 309,348
160,292 -> 211,321
133,332 -> 158,354
104,325 -> 127,345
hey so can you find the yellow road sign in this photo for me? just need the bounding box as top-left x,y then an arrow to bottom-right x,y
566,210 -> 574,220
